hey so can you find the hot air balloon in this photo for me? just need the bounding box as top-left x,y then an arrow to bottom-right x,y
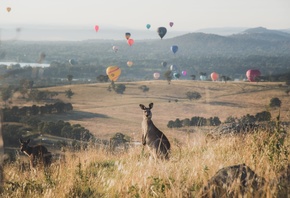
182,70 -> 187,76
170,65 -> 177,71
69,59 -> 77,66
169,22 -> 174,27
246,69 -> 261,82
171,45 -> 178,54
157,27 -> 167,39
125,32 -> 131,40
161,61 -> 167,67
127,38 -> 134,46
211,72 -> 219,81
127,61 -> 133,67
106,66 -> 121,81
6,7 -> 11,12
153,72 -> 160,79
94,25 -> 99,32
200,74 -> 207,81
112,46 -> 118,53
173,72 -> 180,79
146,24 -> 151,29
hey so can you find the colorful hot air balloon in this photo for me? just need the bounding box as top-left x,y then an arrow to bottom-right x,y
169,22 -> 174,27
125,32 -> 131,40
106,66 -> 121,81
246,69 -> 261,82
157,27 -> 167,39
112,46 -> 118,53
146,24 -> 151,29
6,7 -> 11,12
171,45 -> 178,54
173,72 -> 180,79
182,70 -> 187,76
211,72 -> 219,81
127,61 -> 133,67
127,38 -> 134,46
153,72 -> 160,79
161,61 -> 167,67
94,25 -> 99,32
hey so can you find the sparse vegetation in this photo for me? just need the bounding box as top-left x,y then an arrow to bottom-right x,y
1,80 -> 290,197
270,97 -> 282,108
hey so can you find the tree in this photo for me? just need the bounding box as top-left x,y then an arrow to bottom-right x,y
65,89 -> 74,99
67,74 -> 73,85
164,70 -> 172,84
269,97 -> 281,108
1,86 -> 13,106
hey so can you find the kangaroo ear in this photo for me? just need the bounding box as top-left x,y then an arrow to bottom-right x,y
19,138 -> 23,143
139,104 -> 145,110
149,103 -> 153,109
27,139 -> 31,144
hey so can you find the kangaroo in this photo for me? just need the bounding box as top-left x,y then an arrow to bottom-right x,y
139,103 -> 170,160
19,138 -> 52,170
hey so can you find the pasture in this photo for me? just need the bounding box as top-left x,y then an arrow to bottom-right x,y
1,80 -> 290,197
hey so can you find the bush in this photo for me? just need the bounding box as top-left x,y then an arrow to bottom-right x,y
255,111 -> 271,121
138,85 -> 149,93
269,97 -> 281,108
186,91 -> 202,100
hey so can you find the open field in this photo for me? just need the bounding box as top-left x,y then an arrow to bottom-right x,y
35,80 -> 290,141
1,80 -> 290,197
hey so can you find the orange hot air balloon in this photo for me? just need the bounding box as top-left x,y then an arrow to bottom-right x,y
211,72 -> 219,81
94,25 -> 99,32
6,7 -> 11,12
127,61 -> 133,67
127,38 -> 134,46
106,66 -> 121,81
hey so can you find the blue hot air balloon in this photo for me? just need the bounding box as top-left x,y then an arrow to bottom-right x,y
171,45 -> 178,54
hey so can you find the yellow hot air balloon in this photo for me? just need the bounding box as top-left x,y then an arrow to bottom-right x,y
6,7 -> 11,12
127,61 -> 133,67
106,66 -> 121,81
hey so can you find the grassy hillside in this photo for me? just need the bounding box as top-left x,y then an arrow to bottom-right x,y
1,80 -> 289,197
35,80 -> 290,140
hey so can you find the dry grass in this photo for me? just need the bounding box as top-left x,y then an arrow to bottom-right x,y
9,80 -> 290,141
1,130 -> 289,197
1,80 -> 290,197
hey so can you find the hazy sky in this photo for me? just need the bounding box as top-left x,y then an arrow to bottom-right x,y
1,0 -> 289,31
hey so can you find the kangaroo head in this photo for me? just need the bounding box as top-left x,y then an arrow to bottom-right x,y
19,138 -> 31,153
139,103 -> 153,119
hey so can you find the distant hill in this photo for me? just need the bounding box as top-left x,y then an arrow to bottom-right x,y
1,26 -> 290,81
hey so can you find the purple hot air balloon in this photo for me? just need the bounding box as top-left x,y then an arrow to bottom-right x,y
169,22 -> 174,27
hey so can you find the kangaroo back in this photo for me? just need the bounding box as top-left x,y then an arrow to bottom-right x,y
140,103 -> 170,160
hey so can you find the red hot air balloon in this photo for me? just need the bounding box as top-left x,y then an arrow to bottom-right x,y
127,38 -> 134,46
246,69 -> 261,82
211,72 -> 219,81
94,25 -> 99,32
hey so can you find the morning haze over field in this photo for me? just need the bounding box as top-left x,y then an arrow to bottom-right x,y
1,0 -> 290,197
